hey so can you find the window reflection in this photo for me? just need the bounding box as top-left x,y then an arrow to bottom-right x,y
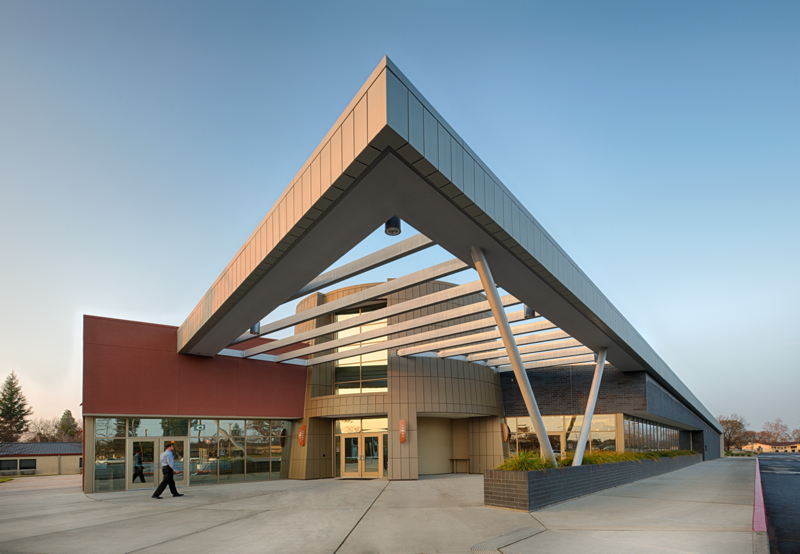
94,438 -> 125,491
94,418 -> 127,438
129,418 -> 188,437
334,305 -> 388,395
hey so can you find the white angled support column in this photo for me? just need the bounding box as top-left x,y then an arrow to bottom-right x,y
571,348 -> 608,466
470,246 -> 557,467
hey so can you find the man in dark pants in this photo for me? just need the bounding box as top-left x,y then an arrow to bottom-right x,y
152,443 -> 184,499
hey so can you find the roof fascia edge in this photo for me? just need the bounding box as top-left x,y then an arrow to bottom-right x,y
381,61 -> 721,433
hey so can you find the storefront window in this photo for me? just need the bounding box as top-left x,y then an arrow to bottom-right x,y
128,418 -> 188,437
95,438 -> 126,491
95,418 -> 127,438
190,437 -> 218,486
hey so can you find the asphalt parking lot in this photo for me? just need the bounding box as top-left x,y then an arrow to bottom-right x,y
759,454 -> 800,554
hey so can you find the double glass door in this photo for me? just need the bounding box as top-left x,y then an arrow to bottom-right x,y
129,438 -> 187,490
339,434 -> 385,478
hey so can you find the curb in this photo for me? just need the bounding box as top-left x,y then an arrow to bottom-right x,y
753,457 -> 767,532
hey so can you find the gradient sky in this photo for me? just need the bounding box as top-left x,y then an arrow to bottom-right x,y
1,1 -> 797,434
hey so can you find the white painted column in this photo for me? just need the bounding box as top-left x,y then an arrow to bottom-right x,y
571,348 -> 608,466
470,246 -> 557,466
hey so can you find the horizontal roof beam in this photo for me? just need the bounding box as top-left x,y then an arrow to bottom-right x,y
507,354 -> 596,372
275,294 -> 519,362
486,346 -> 592,368
233,258 -> 468,345
242,280 -> 486,357
306,309 -> 531,367
466,337 -> 582,362
217,348 -> 307,366
288,233 -> 434,301
443,330 -> 572,359
397,319 -> 557,357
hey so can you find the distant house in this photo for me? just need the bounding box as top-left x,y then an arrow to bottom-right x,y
743,441 -> 800,453
0,442 -> 82,476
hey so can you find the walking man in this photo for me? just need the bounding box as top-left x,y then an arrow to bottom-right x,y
152,443 -> 184,499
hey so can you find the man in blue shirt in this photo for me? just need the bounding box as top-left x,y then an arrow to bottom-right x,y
152,443 -> 184,499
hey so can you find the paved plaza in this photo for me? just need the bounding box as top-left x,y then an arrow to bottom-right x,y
0,458 -> 763,553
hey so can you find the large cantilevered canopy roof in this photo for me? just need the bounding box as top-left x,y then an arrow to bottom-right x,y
177,57 -> 721,434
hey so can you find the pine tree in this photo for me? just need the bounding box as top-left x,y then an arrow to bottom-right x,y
59,410 -> 79,438
0,371 -> 33,442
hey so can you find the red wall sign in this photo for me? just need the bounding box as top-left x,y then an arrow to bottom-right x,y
501,423 -> 509,443
298,424 -> 307,447
399,420 -> 406,443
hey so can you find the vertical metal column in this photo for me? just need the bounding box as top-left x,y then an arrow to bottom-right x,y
571,348 -> 608,466
470,246 -> 557,466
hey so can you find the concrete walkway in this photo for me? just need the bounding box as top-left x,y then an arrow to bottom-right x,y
0,458 -> 762,554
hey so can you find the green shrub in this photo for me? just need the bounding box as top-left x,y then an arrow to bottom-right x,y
496,449 -> 698,471
495,449 -> 556,471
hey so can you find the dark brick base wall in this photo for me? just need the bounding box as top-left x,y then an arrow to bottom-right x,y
500,366 -> 722,461
501,365 -> 647,417
485,454 -> 703,511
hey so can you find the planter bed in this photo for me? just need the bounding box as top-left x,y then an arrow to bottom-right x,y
485,453 -> 702,511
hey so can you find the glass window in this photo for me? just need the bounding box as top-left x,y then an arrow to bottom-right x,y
190,438 -> 218,485
361,418 -> 388,433
95,418 -> 127,438
94,438 -> 126,491
516,417 -> 533,435
591,414 -> 616,432
129,418 -> 188,437
335,419 -> 362,434
19,459 -> 36,470
1,460 -> 17,471
591,431 -> 616,452
219,420 -> 246,438
190,419 -> 219,436
564,415 -> 583,433
246,420 -> 270,436
218,437 -> 245,483
245,436 -> 271,481
565,433 -> 587,454
542,416 -> 564,432
334,304 -> 389,394
507,418 -> 517,433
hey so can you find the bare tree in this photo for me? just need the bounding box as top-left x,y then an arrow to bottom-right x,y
757,418 -> 791,443
718,413 -> 750,451
23,417 -> 80,442
791,426 -> 800,442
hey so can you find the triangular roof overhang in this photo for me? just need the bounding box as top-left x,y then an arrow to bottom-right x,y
176,57 -> 721,433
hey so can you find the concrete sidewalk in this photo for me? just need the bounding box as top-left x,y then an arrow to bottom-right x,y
0,458 -> 761,553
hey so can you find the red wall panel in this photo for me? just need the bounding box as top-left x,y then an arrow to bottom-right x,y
83,316 -> 307,418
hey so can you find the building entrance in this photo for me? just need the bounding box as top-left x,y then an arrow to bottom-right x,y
128,438 -> 187,490
334,418 -> 389,479
339,434 -> 385,478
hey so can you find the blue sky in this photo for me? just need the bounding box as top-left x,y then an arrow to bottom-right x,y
0,1 -> 797,433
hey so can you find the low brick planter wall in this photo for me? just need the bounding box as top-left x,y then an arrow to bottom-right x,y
485,454 -> 702,511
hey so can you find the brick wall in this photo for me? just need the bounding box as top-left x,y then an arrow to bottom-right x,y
485,454 -> 703,511
500,365 -> 647,417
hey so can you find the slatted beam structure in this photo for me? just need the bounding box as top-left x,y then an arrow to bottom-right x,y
176,56 -> 722,434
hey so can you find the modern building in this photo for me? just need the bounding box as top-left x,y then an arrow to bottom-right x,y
82,57 -> 723,493
0,442 -> 82,476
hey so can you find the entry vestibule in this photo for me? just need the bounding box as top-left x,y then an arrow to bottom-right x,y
334,418 -> 388,479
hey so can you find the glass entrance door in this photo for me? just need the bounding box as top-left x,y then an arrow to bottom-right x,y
362,435 -> 381,478
339,434 -> 383,478
129,439 -> 156,490
342,435 -> 360,477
